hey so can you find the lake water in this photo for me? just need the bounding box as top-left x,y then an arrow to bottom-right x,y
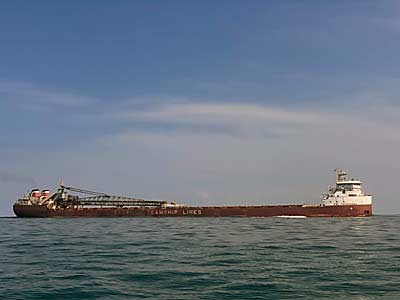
1,216 -> 399,299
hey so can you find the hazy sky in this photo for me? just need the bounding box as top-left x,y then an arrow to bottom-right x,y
1,1 -> 400,215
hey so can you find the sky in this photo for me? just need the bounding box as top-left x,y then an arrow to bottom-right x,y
1,1 -> 400,215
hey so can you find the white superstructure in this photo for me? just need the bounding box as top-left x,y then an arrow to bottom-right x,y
321,169 -> 372,206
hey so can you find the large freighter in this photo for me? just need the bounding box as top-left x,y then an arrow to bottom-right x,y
13,169 -> 372,218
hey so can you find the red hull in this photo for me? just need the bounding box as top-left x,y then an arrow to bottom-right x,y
13,204 -> 372,218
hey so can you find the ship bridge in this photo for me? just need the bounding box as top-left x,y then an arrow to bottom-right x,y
321,169 -> 372,206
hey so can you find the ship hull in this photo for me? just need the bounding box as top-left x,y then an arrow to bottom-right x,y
13,204 -> 372,218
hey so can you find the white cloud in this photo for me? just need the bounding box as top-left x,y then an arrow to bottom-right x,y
117,101 -> 400,142
122,103 -> 323,125
0,80 -> 97,109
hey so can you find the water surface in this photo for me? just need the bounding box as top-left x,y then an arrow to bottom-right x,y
1,216 -> 399,299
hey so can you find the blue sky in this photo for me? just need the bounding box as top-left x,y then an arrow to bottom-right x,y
1,1 -> 400,215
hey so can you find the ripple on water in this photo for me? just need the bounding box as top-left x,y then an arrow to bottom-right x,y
1,216 -> 400,300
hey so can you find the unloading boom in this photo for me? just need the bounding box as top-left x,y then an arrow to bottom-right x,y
16,183 -> 173,209
77,195 -> 168,207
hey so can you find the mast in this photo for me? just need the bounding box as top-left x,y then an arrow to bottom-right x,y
334,168 -> 347,183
